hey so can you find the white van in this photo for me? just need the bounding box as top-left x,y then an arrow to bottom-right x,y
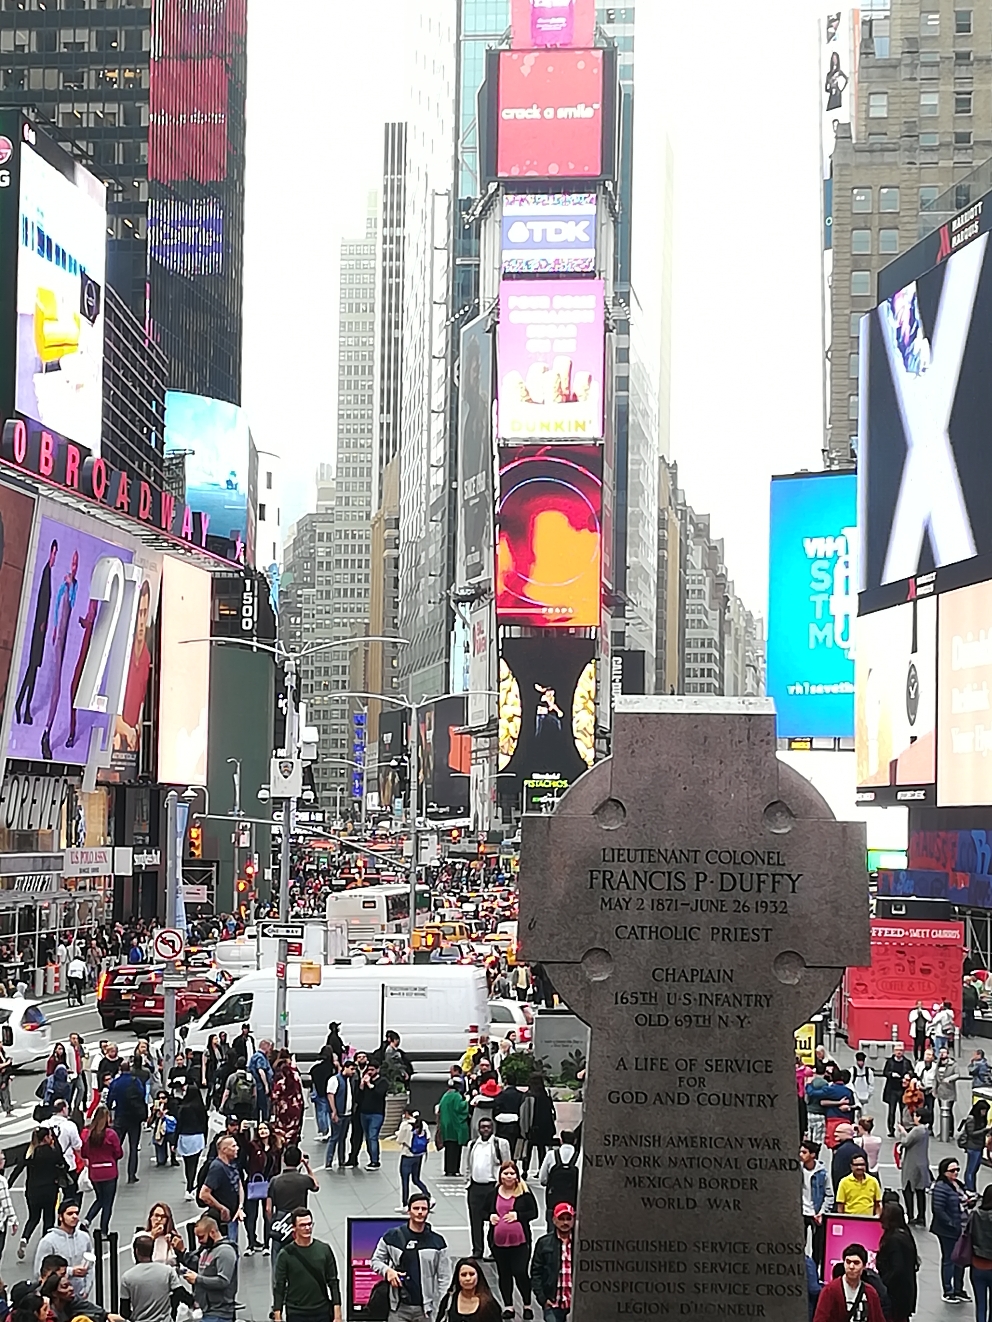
183,963 -> 490,1070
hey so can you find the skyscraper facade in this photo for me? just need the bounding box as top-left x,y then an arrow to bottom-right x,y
825,0 -> 990,466
397,0 -> 457,702
0,0 -> 247,404
369,123 -> 408,741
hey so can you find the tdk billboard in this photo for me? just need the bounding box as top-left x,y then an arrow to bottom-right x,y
767,472 -> 857,739
501,193 -> 597,274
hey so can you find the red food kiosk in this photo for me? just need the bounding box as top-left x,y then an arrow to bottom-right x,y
840,919 -> 965,1048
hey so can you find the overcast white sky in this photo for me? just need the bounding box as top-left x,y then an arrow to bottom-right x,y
241,0 -> 826,617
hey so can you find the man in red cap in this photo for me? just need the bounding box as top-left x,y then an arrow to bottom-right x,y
530,1202 -> 574,1321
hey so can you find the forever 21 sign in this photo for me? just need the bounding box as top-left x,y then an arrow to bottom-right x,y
75,556 -> 145,789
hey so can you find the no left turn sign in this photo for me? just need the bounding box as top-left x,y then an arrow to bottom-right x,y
153,928 -> 185,961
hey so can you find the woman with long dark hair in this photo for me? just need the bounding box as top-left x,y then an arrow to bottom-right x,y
202,1034 -> 227,1107
523,1074 -> 557,1176
962,1100 -> 992,1192
142,1201 -> 178,1264
17,1129 -> 66,1259
437,1258 -> 502,1321
175,1081 -> 208,1199
80,1105 -> 122,1235
270,1050 -> 304,1146
824,50 -> 849,112
875,1200 -> 919,1322
244,1120 -> 282,1255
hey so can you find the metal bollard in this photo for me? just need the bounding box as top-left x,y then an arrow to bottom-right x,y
108,1231 -> 120,1311
940,1100 -> 954,1144
94,1230 -> 104,1307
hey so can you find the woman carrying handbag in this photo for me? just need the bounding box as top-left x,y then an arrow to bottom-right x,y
932,1156 -> 975,1304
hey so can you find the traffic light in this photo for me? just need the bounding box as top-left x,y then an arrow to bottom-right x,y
244,858 -> 257,887
188,821 -> 203,859
236,875 -> 248,917
448,828 -> 462,844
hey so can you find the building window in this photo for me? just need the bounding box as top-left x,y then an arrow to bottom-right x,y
852,187 -> 872,213
879,229 -> 899,253
955,130 -> 974,145
919,131 -> 939,146
955,8 -> 973,33
258,503 -> 267,522
879,187 -> 900,212
955,49 -> 973,62
848,394 -> 860,420
955,90 -> 973,114
851,271 -> 872,296
868,92 -> 888,117
871,17 -> 890,56
851,229 -> 872,254
955,183 -> 972,209
919,185 -> 940,211
920,91 -> 939,116
850,311 -> 863,338
920,10 -> 939,33
849,352 -> 860,378
266,471 -> 273,490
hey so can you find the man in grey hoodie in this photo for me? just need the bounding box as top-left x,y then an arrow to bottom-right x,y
33,1200 -> 94,1301
177,1215 -> 239,1322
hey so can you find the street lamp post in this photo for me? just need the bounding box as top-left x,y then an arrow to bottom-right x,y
179,636 -> 407,1051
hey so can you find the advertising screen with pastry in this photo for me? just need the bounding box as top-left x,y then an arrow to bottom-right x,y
497,277 -> 604,440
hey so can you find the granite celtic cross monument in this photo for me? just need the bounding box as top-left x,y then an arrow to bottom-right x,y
519,697 -> 869,1321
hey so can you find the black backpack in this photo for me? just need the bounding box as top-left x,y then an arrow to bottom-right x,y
365,1279 -> 391,1321
545,1148 -> 579,1209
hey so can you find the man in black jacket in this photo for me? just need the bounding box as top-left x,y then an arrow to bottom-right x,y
881,1045 -> 911,1137
355,1062 -> 388,1170
531,1203 -> 574,1321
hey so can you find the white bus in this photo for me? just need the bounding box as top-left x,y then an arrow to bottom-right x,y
326,884 -> 431,939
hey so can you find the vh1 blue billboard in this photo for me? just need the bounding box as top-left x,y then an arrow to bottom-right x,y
766,472 -> 857,738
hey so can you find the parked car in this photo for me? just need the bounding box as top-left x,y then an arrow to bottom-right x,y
96,964 -> 164,1030
129,971 -> 230,1027
0,998 -> 52,1066
488,997 -> 533,1046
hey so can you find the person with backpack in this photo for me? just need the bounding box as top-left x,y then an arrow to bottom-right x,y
219,1063 -> 257,1124
395,1109 -> 432,1212
538,1132 -> 579,1229
959,1099 -> 992,1193
266,1146 -> 319,1287
271,1207 -> 342,1322
106,1060 -> 148,1184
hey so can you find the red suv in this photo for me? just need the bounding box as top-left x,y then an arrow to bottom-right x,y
96,964 -> 163,1030
129,972 -> 230,1028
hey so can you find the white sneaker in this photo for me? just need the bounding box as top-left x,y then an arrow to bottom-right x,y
184,1191 -> 194,1201
262,1247 -> 271,1257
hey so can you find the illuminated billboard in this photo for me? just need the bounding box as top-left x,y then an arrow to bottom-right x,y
496,443 -> 602,627
455,315 -> 495,586
6,502 -> 159,779
158,556 -> 211,786
149,198 -> 224,277
502,193 -> 596,274
496,48 -> 604,179
164,391 -> 257,564
859,225 -> 992,596
149,57 -> 229,184
16,142 -> 106,454
0,483 -> 36,747
937,580 -> 992,806
766,472 -> 857,738
419,695 -> 470,821
510,0 -> 595,47
498,635 -> 596,794
497,277 -> 604,440
855,597 -> 936,802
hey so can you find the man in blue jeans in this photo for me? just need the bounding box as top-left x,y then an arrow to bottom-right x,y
356,1062 -> 388,1171
325,1061 -> 357,1169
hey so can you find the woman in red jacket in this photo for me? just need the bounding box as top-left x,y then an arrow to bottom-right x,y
813,1244 -> 886,1322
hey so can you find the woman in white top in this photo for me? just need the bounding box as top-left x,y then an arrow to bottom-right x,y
855,1116 -> 882,1177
